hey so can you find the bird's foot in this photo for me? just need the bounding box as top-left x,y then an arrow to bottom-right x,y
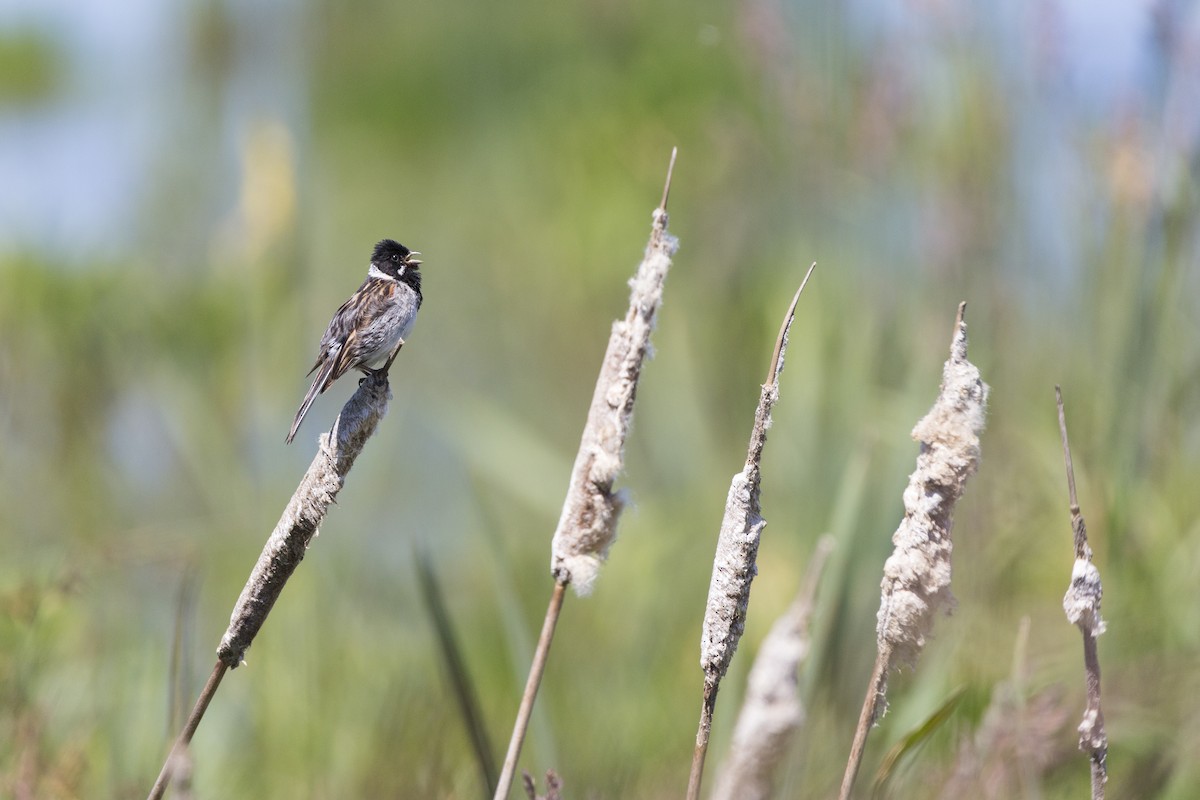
357,339 -> 406,383
380,339 -> 406,376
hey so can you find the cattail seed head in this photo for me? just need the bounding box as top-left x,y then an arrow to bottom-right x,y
875,305 -> 988,683
550,207 -> 678,596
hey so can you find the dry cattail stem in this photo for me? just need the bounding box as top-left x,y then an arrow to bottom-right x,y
493,150 -> 680,800
1056,386 -> 1108,799
148,369 -> 396,800
839,303 -> 989,800
687,265 -> 816,800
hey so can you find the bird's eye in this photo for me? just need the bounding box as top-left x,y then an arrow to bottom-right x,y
391,254 -> 400,262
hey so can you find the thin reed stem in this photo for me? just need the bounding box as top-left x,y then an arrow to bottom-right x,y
687,685 -> 719,800
839,655 -> 886,800
147,661 -> 227,800
1056,386 -> 1108,799
494,581 -> 567,800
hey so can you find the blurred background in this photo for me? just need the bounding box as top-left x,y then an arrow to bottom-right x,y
2,0 -> 1198,797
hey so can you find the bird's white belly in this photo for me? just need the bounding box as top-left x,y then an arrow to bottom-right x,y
361,292 -> 418,367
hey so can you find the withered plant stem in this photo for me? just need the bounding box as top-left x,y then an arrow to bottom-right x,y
687,684 -> 719,799
494,581 -> 566,800
148,660 -> 227,800
1056,386 -> 1108,799
839,655 -> 887,800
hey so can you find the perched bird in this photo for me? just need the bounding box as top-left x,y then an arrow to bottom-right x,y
286,239 -> 423,444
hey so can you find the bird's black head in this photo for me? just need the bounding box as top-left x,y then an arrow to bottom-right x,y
371,239 -> 421,277
370,238 -> 422,301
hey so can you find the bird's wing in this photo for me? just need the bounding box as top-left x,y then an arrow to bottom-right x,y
325,278 -> 397,383
288,277 -> 397,444
325,328 -> 361,386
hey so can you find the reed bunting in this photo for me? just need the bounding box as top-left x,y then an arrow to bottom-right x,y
286,239 -> 423,444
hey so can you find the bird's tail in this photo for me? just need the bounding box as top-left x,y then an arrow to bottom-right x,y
286,359 -> 336,444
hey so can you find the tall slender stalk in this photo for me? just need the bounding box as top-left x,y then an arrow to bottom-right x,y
1056,386 -> 1108,799
493,150 -> 680,800
494,582 -> 567,800
148,661 -> 227,800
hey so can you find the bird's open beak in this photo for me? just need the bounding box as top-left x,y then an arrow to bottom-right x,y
406,251 -> 422,266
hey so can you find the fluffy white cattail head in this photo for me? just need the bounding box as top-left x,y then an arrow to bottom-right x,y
875,304 -> 988,684
550,204 -> 678,596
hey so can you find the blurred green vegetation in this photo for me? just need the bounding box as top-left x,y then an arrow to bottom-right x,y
2,2 -> 1199,798
0,30 -> 60,104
